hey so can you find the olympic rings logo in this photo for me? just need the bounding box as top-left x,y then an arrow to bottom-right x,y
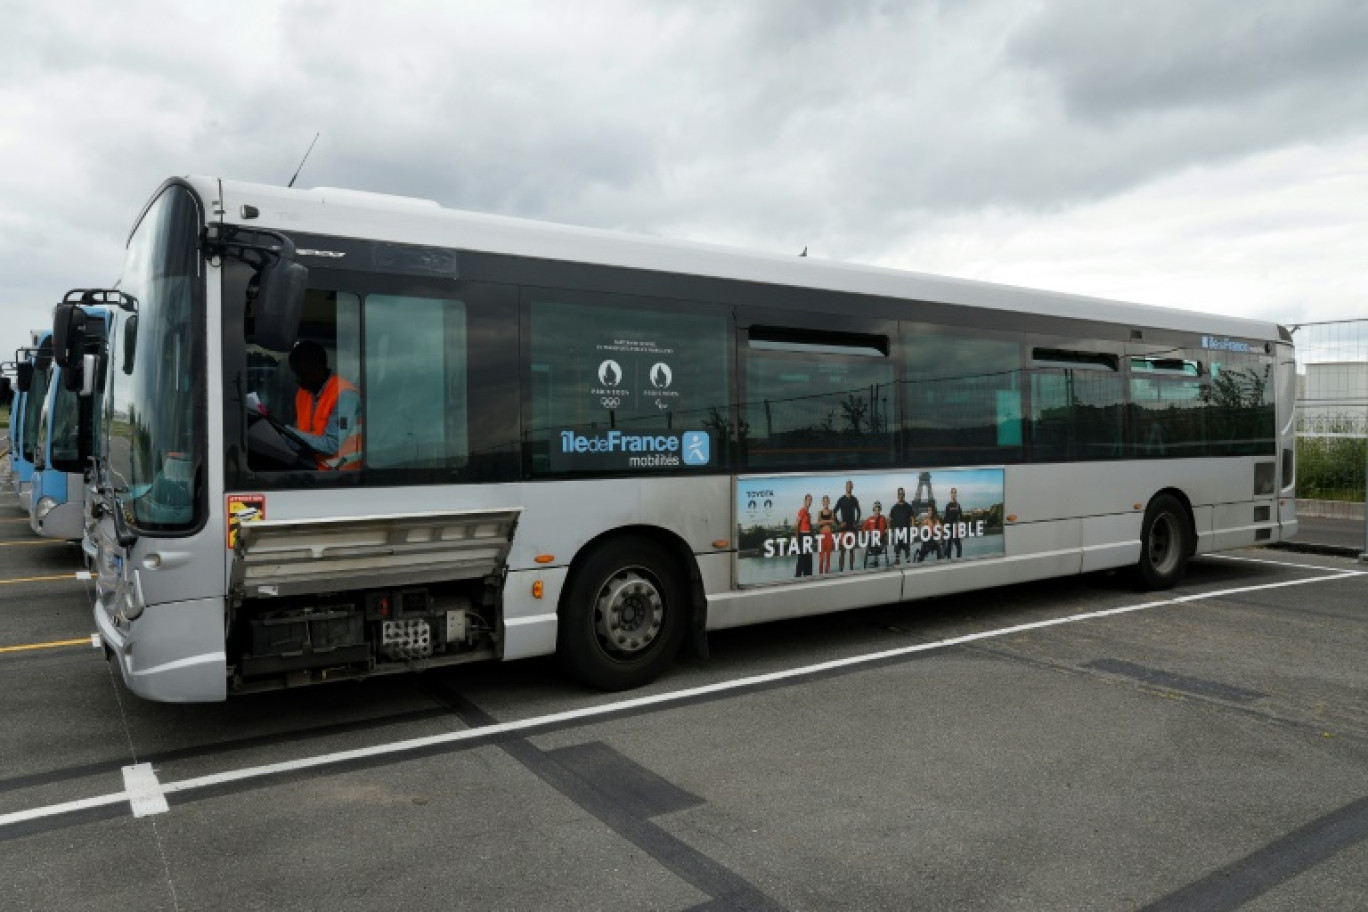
601,397 -> 622,408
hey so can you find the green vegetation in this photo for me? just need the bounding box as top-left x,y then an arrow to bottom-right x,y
1296,436 -> 1366,501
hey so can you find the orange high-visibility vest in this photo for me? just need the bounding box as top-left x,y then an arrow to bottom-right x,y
295,374 -> 363,470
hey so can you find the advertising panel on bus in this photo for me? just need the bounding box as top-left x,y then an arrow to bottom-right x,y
735,468 -> 1005,586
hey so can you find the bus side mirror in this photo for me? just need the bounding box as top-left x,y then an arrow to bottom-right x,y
254,252 -> 308,352
52,303 -> 87,370
81,353 -> 99,397
16,362 -> 33,393
123,314 -> 139,374
63,363 -> 84,392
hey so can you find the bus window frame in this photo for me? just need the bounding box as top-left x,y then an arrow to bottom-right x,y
899,320 -> 1027,467
223,261 -> 522,490
520,284 -> 739,481
735,305 -> 899,473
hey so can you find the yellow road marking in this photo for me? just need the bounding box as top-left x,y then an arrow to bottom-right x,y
0,637 -> 91,654
0,574 -> 84,585
0,539 -> 67,546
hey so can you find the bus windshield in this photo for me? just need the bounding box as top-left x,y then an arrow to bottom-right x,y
106,184 -> 204,531
21,363 -> 49,464
49,376 -> 83,471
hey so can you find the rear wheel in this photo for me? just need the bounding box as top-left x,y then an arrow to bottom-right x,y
1137,494 -> 1191,590
558,539 -> 686,690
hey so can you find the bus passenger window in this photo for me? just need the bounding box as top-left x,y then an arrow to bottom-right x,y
528,296 -> 731,476
903,333 -> 1023,466
1129,355 -> 1206,458
1028,348 -> 1124,462
744,329 -> 896,470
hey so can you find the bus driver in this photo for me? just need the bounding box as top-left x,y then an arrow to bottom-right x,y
286,340 -> 363,471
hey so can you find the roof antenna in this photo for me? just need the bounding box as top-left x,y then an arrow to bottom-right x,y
287,133 -> 320,189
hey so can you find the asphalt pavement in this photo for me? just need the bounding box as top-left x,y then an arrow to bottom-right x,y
2,435 -> 1367,910
1279,514 -> 1367,557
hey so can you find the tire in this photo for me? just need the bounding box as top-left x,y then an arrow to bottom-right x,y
558,539 -> 687,691
1136,494 -> 1191,590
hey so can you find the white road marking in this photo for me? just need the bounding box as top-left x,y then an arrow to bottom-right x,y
1206,553 -> 1360,573
122,763 -> 169,818
0,792 -> 128,828
1,559 -> 1363,832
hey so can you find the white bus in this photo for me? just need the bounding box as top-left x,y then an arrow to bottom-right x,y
71,177 -> 1297,702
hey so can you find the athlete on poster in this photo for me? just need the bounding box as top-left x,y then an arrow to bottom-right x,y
735,468 -> 1005,587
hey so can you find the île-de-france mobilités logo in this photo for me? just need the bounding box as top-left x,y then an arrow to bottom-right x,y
682,431 -> 709,466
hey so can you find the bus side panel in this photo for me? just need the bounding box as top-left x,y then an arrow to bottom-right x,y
1191,505 -> 1214,552
1008,458 -> 1276,547
96,596 -> 228,702
1276,340 -> 1298,537
706,572 -> 904,631
1079,513 -> 1142,573
501,566 -> 565,660
32,471 -> 85,540
1002,520 -> 1083,577
1208,503 -> 1268,551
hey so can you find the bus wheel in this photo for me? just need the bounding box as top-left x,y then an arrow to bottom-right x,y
559,540 -> 686,691
1137,494 -> 1191,590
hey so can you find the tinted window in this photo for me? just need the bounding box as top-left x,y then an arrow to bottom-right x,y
903,332 -> 1023,466
49,378 -> 82,469
1028,348 -> 1124,462
1208,351 -> 1275,455
364,294 -> 468,472
22,365 -> 48,463
529,294 -> 731,476
1130,355 -> 1207,458
743,333 -> 896,470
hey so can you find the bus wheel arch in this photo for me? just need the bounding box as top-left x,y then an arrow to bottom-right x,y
556,528 -> 700,690
1136,490 -> 1194,590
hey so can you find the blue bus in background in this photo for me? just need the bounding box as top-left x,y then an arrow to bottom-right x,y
29,307 -> 109,540
7,331 -> 52,514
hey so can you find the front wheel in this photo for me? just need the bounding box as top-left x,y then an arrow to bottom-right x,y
1136,494 -> 1191,590
558,539 -> 687,690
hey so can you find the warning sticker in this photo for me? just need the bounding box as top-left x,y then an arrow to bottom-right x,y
227,494 -> 266,550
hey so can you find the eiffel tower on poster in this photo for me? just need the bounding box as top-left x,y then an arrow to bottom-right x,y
909,471 -> 936,517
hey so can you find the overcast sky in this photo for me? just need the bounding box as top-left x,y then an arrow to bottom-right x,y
2,0 -> 1366,368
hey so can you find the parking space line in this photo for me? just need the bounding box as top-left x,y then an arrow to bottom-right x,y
0,793 -> 130,830
0,540 -> 67,547
0,638 -> 94,655
1206,553 -> 1361,573
121,764 -> 169,818
1,565 -> 1363,832
0,574 -> 87,585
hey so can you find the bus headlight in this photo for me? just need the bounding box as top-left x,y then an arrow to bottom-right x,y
35,496 -> 58,520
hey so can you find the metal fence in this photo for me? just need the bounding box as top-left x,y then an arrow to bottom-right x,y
1291,319 -> 1368,521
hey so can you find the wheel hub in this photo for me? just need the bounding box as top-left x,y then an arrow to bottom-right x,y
1149,513 -> 1180,573
595,571 -> 664,656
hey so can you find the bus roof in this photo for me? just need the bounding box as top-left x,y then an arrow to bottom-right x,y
194,177 -> 1286,342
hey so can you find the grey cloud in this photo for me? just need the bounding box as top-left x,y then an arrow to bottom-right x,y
1,0 -> 1364,361
1008,0 -> 1368,121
